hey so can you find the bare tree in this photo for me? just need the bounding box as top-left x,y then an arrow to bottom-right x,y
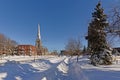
65,38 -> 82,62
0,33 -> 7,55
65,37 -> 83,61
108,7 -> 120,37
106,6 -> 120,47
0,33 -> 18,56
50,50 -> 58,55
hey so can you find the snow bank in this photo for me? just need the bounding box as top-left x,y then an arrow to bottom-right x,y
0,73 -> 7,80
57,62 -> 68,74
68,63 -> 88,80
79,56 -> 120,80
29,61 -> 51,72
57,57 -> 70,74
15,76 -> 22,80
0,55 -> 120,80
41,77 -> 47,80
64,58 -> 69,64
47,56 -> 66,64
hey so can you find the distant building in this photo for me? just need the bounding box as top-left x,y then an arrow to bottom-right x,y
15,24 -> 48,56
114,47 -> 120,53
17,45 -> 37,56
35,24 -> 48,55
60,50 -> 68,55
35,24 -> 43,55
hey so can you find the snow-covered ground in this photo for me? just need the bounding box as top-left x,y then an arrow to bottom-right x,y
0,55 -> 120,80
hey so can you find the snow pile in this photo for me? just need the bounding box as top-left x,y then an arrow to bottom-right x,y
0,55 -> 120,80
41,77 -> 47,80
57,62 -> 68,74
0,56 -> 40,63
68,63 -> 88,80
91,49 -> 113,65
47,56 -> 66,64
29,61 -> 51,72
79,56 -> 120,80
56,57 -> 88,80
57,58 -> 69,74
0,73 -> 7,80
15,76 -> 22,80
64,58 -> 69,64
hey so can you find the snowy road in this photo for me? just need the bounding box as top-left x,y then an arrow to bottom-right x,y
0,56 -> 87,80
0,56 -> 120,80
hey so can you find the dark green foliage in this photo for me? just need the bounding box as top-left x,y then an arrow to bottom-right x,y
82,46 -> 87,54
90,50 -> 112,65
87,2 -> 112,65
88,2 -> 109,53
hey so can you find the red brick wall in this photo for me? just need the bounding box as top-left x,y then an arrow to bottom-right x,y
17,45 -> 37,56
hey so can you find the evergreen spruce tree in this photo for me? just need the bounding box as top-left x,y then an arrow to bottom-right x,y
87,2 -> 112,65
83,46 -> 87,54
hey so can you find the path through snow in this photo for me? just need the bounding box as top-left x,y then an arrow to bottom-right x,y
0,56 -> 87,80
1,55 -> 120,80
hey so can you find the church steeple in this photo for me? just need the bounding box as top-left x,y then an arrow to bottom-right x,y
35,24 -> 42,55
37,24 -> 41,40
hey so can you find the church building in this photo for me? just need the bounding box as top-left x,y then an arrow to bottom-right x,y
35,24 -> 44,55
17,24 -> 48,56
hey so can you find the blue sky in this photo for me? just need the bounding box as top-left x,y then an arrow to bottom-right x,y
0,0 -> 119,51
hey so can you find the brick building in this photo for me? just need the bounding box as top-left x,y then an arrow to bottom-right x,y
16,24 -> 48,56
35,24 -> 48,55
17,45 -> 37,56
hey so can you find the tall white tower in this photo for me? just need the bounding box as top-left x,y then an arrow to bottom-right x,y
37,24 -> 41,40
35,24 -> 42,55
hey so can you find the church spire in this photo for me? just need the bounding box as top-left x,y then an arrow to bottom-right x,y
35,24 -> 42,55
37,24 -> 41,40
